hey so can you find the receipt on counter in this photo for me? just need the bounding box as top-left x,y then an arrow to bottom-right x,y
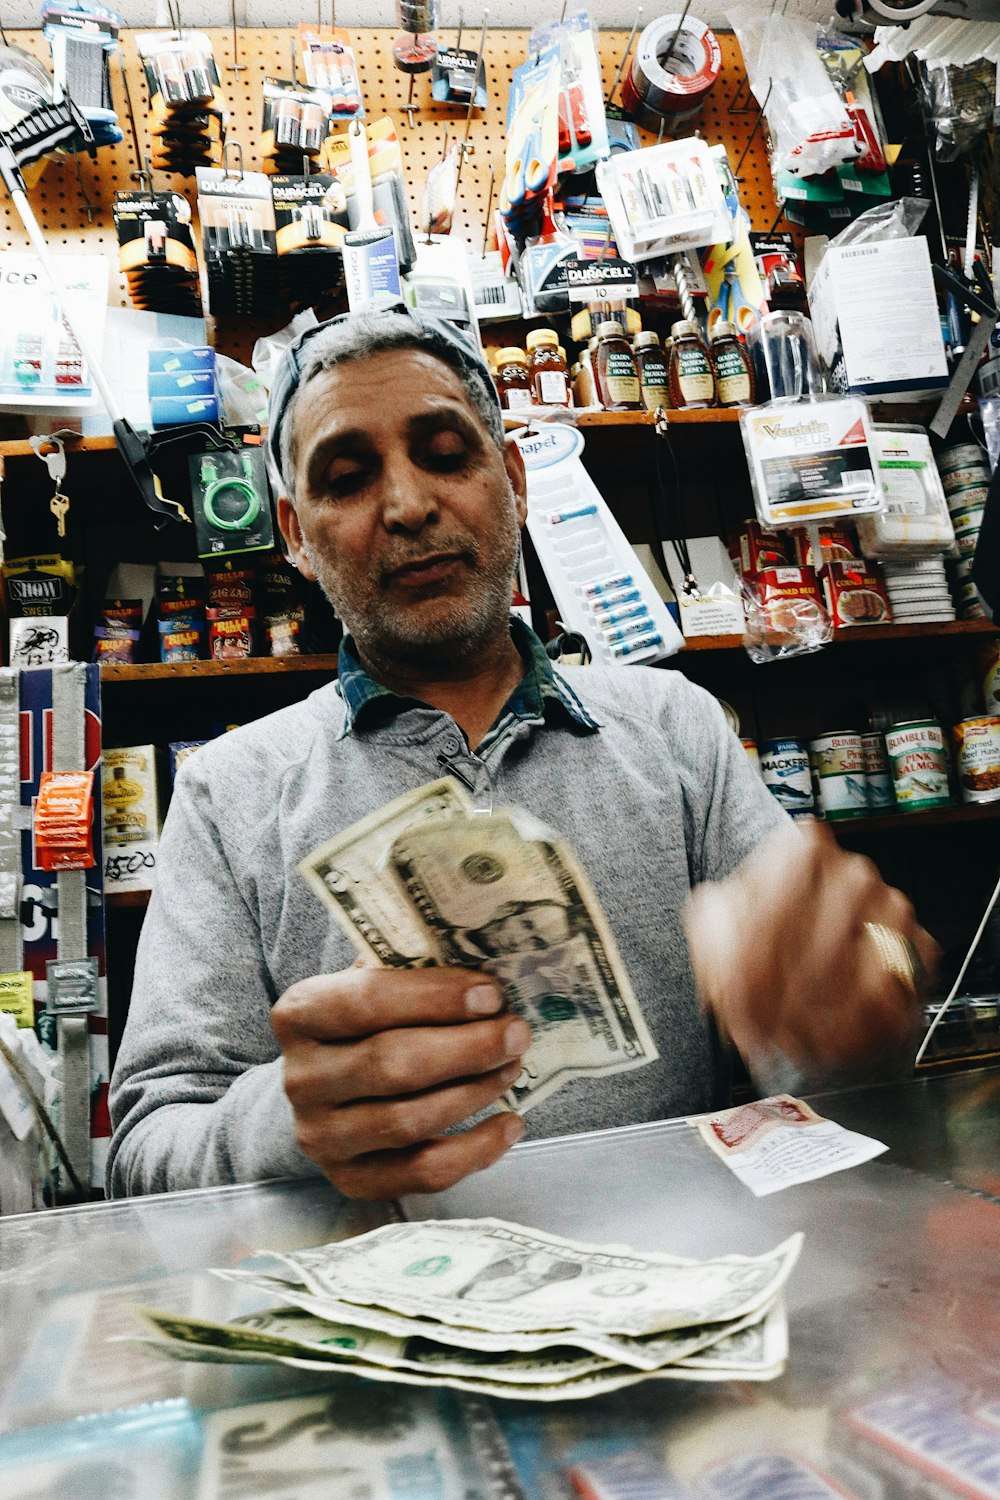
690,1095 -> 887,1197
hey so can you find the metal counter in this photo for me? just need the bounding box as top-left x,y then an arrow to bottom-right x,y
0,1070 -> 998,1497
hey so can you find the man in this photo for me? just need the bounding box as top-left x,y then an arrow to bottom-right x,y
107,307 -> 934,1202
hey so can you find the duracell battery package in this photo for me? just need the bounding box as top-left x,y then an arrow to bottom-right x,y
297,24 -> 363,118
114,190 -> 201,316
261,78 -> 336,174
136,30 -> 225,175
272,174 -> 347,306
197,168 -> 279,316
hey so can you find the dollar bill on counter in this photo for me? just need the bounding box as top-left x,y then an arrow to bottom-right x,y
212,1266 -> 777,1372
270,1218 -> 802,1339
690,1095 -> 888,1197
298,779 -> 658,1113
124,1217 -> 801,1402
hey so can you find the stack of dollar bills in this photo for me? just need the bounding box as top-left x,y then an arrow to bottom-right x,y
130,1219 -> 803,1403
298,779 -> 660,1113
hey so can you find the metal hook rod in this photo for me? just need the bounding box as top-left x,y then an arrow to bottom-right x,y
227,0 -> 246,72
607,6 -> 642,106
74,155 -> 97,223
455,6 -> 463,54
117,53 -> 152,191
403,71 -> 417,128
455,10 -> 487,191
223,138 -> 244,178
481,162 -> 495,256
731,79 -> 772,181
658,0 -> 692,72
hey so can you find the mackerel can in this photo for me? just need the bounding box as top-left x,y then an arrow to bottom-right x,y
740,737 -> 760,773
760,737 -> 814,817
861,731 -> 895,811
884,720 -> 951,811
808,731 -> 868,820
954,716 -> 1000,804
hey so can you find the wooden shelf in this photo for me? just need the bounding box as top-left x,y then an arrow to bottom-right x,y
831,802 -> 1000,835
678,620 -> 1000,654
100,655 -> 340,682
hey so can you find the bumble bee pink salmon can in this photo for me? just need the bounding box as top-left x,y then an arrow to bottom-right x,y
884,721 -> 950,811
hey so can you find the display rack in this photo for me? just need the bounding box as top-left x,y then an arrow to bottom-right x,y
0,22 -> 996,1075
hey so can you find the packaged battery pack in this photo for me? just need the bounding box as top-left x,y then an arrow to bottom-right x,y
297,24 -> 362,117
135,30 -> 225,174
261,78 -> 336,174
114,190 -> 200,317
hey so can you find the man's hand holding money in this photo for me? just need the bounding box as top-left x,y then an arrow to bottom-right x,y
271,965 -> 528,1200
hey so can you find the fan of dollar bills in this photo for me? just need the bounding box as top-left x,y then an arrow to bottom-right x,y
297,779 -> 660,1114
128,1219 -> 802,1402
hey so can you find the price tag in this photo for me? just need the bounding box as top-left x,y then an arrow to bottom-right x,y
0,971 -> 34,1028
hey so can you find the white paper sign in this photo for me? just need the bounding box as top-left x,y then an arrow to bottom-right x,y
690,1094 -> 887,1197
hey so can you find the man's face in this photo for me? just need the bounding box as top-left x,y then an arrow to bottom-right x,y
485,903 -> 571,954
279,348 -> 527,670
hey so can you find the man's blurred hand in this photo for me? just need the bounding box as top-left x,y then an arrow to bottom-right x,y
683,822 -> 938,1080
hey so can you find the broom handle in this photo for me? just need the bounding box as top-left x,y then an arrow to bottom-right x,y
12,186 -> 124,423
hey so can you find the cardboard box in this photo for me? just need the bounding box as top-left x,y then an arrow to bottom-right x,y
808,237 -> 948,401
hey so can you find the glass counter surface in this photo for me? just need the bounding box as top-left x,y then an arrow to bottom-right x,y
0,1070 -> 998,1498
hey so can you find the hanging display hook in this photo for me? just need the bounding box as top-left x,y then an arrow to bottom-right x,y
481,161 -> 495,256
222,139 -> 244,179
607,6 -> 643,106
227,0 -> 246,73
117,53 -> 152,192
455,11 -> 488,191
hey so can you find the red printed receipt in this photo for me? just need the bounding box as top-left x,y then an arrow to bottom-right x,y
689,1095 -> 887,1197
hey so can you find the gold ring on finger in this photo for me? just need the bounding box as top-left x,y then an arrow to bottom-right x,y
863,922 -> 922,997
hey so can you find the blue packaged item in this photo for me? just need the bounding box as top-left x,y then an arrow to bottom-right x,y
149,392 -> 221,427
147,345 -> 215,374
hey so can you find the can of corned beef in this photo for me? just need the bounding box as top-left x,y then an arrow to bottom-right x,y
954,716 -> 1000,804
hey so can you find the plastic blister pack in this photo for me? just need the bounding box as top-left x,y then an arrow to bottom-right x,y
856,426 -> 957,560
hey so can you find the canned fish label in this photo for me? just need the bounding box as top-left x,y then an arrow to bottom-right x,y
760,737 -> 813,816
884,721 -> 950,810
861,731 -> 895,811
808,731 -> 868,819
955,716 -> 1000,803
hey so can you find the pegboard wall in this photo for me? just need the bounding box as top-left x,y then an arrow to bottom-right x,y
0,25 -> 783,360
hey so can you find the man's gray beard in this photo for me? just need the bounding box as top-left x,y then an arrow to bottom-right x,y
311,514 -> 520,671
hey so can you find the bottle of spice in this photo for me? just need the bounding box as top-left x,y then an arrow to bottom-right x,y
593,320 -> 643,411
668,320 -> 716,409
494,347 -> 533,411
633,331 -> 670,411
710,321 -> 755,408
526,329 -> 570,407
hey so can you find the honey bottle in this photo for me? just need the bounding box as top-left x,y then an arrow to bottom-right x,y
593,321 -> 643,411
633,331 -> 670,411
667,320 -> 716,409
526,329 -> 570,407
494,347 -> 533,411
710,321 -> 756,408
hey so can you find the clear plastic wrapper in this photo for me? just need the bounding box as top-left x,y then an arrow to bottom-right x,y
980,397 -> 1000,475
726,4 -> 858,178
741,568 -> 833,664
920,57 -> 997,162
826,196 -> 929,251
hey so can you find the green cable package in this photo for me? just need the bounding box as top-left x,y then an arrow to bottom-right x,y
188,444 -> 275,560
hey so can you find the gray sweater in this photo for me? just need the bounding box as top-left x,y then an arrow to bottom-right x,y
106,663 -> 786,1197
